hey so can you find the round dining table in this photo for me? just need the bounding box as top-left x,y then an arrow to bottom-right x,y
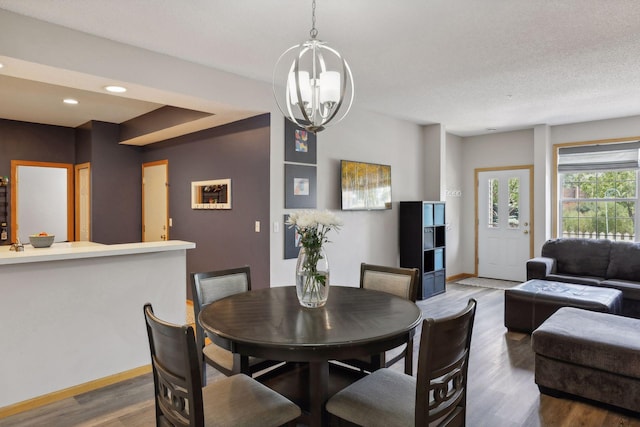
198,285 -> 422,427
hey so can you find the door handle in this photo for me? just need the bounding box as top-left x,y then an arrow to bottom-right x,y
523,230 -> 529,235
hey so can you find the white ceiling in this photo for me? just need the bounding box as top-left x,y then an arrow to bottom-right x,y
1,0 -> 640,137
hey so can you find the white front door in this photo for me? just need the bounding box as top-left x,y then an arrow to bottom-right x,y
477,168 -> 532,281
142,161 -> 169,242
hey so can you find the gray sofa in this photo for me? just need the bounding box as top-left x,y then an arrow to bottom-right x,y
527,238 -> 640,318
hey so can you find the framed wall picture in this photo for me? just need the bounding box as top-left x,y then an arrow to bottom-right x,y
340,160 -> 392,210
284,214 -> 302,259
284,119 -> 317,164
285,164 -> 317,208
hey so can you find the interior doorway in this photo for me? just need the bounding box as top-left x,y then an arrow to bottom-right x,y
11,160 -> 74,243
74,162 -> 91,241
142,160 -> 169,242
476,166 -> 533,282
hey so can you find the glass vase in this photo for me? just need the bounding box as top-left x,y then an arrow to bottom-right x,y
295,246 -> 330,308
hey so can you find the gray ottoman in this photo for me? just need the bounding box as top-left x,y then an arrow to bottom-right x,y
532,307 -> 640,413
504,279 -> 622,333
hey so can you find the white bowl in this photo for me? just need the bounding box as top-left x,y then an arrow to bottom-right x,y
29,235 -> 55,248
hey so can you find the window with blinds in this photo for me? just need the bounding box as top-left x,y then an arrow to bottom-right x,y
558,142 -> 639,241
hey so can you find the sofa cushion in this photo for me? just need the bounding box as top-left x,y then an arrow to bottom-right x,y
600,279 -> 640,301
541,238 -> 611,278
545,274 -> 604,287
532,307 -> 640,379
606,241 -> 640,282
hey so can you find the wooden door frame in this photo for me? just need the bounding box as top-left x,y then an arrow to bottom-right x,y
474,165 -> 534,276
10,160 -> 74,242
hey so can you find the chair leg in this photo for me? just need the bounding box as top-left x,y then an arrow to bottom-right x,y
404,339 -> 414,376
370,353 -> 384,371
201,360 -> 207,385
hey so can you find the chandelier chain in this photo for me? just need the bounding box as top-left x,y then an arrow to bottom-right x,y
310,0 -> 318,39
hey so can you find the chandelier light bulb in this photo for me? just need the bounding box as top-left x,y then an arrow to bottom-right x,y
319,71 -> 340,104
288,71 -> 312,105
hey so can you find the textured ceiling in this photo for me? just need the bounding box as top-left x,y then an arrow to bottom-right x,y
1,0 -> 640,136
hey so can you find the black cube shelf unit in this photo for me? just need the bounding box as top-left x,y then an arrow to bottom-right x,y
400,201 -> 446,300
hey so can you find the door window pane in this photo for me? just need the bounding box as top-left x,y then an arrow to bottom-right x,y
488,179 -> 498,228
508,177 -> 520,228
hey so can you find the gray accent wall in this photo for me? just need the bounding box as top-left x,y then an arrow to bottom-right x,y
88,121 -> 143,244
0,118 -> 75,166
0,114 -> 270,296
142,114 -> 271,294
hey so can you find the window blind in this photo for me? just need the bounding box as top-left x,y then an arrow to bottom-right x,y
558,141 -> 640,172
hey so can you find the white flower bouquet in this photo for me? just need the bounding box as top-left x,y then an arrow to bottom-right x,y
287,210 -> 342,307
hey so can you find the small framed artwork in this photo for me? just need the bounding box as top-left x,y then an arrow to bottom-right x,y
284,214 -> 302,259
284,119 -> 317,164
191,179 -> 231,209
285,164 -> 317,208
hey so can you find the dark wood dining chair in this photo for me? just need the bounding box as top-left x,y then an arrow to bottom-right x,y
143,303 -> 301,427
191,266 -> 281,383
327,298 -> 477,427
339,263 -> 420,375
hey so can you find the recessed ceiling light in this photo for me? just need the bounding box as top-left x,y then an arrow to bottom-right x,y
0,63 -> 4,69
63,98 -> 79,105
487,128 -> 497,132
104,85 -> 127,93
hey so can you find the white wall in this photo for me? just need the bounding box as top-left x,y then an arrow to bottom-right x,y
0,246 -> 189,407
0,10 -> 425,289
460,129 -> 534,274
444,133 -> 463,277
423,124 -> 445,201
550,115 -> 640,144
271,108 -> 424,287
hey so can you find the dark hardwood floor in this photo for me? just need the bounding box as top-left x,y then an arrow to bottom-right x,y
1,283 -> 639,426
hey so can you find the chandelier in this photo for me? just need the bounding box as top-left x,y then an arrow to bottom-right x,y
273,0 -> 354,133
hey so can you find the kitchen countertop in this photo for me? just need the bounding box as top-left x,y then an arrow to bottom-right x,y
0,240 -> 196,265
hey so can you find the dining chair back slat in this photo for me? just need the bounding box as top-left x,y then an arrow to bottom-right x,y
360,263 -> 419,301
417,298 -> 477,426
